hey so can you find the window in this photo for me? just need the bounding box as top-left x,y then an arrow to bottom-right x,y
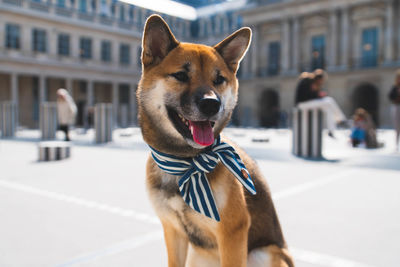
100,0 -> 108,16
236,16 -> 242,28
311,35 -> 325,70
58,34 -> 70,56
203,20 -> 208,37
211,15 -> 217,34
120,44 -> 130,65
80,37 -> 92,59
32,28 -> 47,53
227,12 -> 233,31
5,24 -> 20,49
129,6 -> 134,21
111,0 -> 116,16
268,41 -> 280,75
120,5 -> 125,22
57,0 -> 65,7
361,28 -> 378,68
79,0 -> 87,13
101,40 -> 112,62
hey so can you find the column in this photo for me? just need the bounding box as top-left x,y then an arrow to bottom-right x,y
328,9 -> 338,69
66,78 -> 73,97
39,75 -> 46,104
292,17 -> 300,73
340,7 -> 350,69
398,0 -> 400,61
71,0 -> 77,18
281,19 -> 290,73
85,80 -> 94,129
11,73 -> 19,127
250,26 -> 258,77
87,80 -> 94,107
11,73 -> 18,104
240,48 -> 250,78
129,83 -> 136,125
112,82 -> 118,127
384,0 -> 394,64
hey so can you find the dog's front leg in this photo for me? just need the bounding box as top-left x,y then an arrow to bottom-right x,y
216,219 -> 249,267
162,220 -> 189,267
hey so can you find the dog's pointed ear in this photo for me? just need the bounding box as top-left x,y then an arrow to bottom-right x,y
214,27 -> 252,73
142,15 -> 179,68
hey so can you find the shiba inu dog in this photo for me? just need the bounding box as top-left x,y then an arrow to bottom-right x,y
137,15 -> 294,267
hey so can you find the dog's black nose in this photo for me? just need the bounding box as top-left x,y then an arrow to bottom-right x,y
199,95 -> 221,117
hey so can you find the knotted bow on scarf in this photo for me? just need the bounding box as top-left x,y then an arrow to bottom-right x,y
149,136 -> 256,222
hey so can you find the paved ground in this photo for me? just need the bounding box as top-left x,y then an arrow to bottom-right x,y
0,128 -> 399,267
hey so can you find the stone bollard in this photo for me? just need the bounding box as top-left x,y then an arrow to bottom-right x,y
292,107 -> 323,158
40,102 -> 58,140
38,141 -> 71,161
94,103 -> 113,143
119,104 -> 129,128
0,101 -> 17,138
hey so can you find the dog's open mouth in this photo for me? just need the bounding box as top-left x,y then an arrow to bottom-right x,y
167,107 -> 215,147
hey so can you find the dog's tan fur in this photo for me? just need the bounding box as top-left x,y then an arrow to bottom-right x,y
137,15 -> 294,267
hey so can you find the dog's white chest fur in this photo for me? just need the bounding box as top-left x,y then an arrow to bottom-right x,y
148,171 -> 226,238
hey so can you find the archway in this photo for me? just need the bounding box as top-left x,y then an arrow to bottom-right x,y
352,83 -> 379,126
258,89 -> 280,128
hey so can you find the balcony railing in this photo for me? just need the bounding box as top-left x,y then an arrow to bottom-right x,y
349,56 -> 384,70
55,6 -> 72,17
2,0 -> 22,6
257,66 -> 280,77
29,0 -> 49,12
0,0 -> 142,33
0,46 -> 141,75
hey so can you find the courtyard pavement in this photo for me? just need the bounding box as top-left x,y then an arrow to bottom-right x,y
0,127 -> 399,267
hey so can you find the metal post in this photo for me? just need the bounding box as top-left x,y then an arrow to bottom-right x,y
40,102 -> 58,140
292,108 -> 299,155
292,107 -> 323,158
0,101 -> 17,138
301,108 -> 308,157
112,82 -> 119,128
94,103 -> 113,143
39,141 -> 71,161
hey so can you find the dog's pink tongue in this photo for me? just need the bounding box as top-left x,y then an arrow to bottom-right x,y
189,121 -> 214,146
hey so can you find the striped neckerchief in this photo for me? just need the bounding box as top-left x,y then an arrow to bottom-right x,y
149,136 -> 256,221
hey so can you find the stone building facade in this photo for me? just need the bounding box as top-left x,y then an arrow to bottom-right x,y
237,0 -> 400,127
0,0 -> 192,128
1,0 -> 399,129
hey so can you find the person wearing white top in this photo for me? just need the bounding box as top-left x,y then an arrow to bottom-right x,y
57,88 -> 77,141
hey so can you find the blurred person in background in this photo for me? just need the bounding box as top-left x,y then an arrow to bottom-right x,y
388,69 -> 400,152
57,88 -> 77,141
295,70 -> 347,137
350,108 -> 378,148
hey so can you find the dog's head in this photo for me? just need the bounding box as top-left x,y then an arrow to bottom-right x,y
137,15 -> 251,156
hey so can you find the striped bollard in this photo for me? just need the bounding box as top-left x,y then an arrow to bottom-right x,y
38,141 -> 71,161
0,101 -> 17,138
40,102 -> 58,140
292,107 -> 323,158
94,103 -> 113,143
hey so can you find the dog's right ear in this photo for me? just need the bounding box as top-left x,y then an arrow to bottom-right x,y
142,15 -> 179,68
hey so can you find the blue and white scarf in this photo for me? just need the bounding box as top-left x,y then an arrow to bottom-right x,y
149,136 -> 256,222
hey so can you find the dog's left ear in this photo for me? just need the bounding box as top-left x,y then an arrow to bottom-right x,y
142,15 -> 179,68
214,27 -> 252,73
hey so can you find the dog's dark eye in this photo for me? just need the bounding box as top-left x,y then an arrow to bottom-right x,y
171,72 -> 189,82
214,75 -> 226,86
